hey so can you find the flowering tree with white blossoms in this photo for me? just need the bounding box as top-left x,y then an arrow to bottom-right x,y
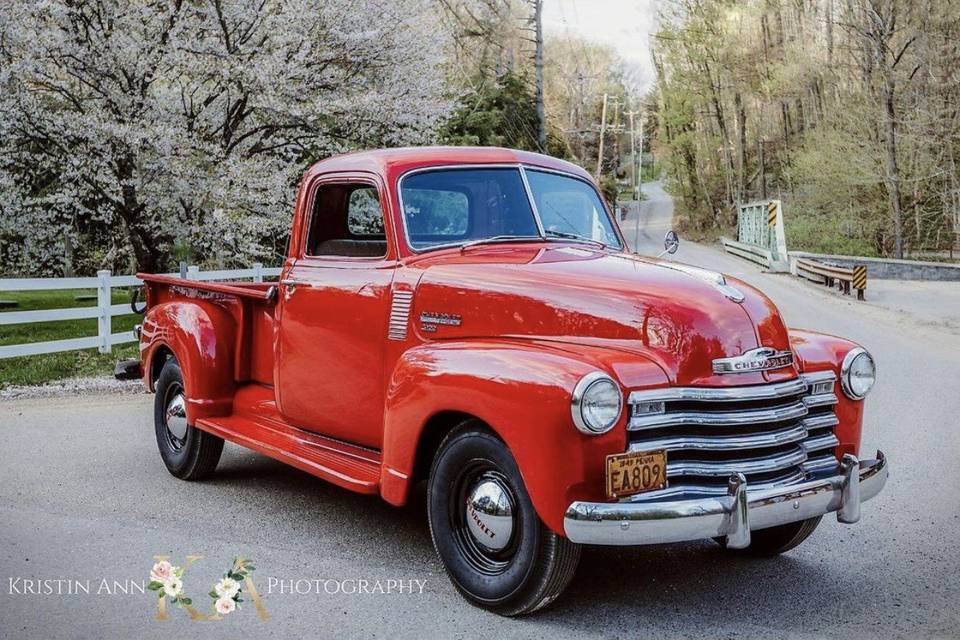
0,0 -> 451,274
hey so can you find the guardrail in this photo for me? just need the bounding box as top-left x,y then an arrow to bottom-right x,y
789,251 -> 960,281
794,257 -> 867,300
720,237 -> 773,269
0,264 -> 281,359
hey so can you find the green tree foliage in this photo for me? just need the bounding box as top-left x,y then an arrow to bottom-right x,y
441,72 -> 542,150
653,0 -> 960,257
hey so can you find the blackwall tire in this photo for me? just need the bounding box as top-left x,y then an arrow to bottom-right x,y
715,516 -> 822,556
427,421 -> 581,616
153,358 -> 223,481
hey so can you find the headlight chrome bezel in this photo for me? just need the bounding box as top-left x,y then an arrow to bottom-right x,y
840,347 -> 876,400
571,372 -> 623,435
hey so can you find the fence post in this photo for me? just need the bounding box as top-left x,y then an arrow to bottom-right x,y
253,263 -> 263,283
179,261 -> 187,279
97,270 -> 112,354
187,265 -> 199,280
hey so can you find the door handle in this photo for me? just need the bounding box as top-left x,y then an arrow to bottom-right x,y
281,278 -> 305,300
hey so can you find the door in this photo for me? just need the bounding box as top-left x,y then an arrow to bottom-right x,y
276,177 -> 395,449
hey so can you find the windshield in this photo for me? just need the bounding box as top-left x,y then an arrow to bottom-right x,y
399,166 -> 621,251
401,168 -> 540,250
525,169 -> 621,248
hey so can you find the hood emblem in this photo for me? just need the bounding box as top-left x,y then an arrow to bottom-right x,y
713,347 -> 794,374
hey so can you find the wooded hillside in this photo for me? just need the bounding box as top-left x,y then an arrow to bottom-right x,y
653,0 -> 960,258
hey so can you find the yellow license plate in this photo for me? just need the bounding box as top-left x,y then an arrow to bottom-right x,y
606,449 -> 667,498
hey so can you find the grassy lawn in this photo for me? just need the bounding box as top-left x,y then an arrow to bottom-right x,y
0,288 -> 142,387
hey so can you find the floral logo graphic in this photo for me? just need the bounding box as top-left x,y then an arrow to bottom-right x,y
148,560 -> 191,608
208,558 -> 255,617
148,555 -> 269,622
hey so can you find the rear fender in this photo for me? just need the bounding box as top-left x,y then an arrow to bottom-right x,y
141,300 -> 238,424
380,339 -> 668,535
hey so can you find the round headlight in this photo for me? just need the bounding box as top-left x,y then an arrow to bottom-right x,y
841,347 -> 876,400
571,372 -> 622,435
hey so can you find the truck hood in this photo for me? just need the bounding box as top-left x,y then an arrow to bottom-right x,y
409,244 -> 796,386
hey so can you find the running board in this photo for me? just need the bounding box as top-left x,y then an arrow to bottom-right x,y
195,387 -> 381,495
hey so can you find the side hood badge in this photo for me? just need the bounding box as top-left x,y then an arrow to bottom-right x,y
713,347 -> 794,374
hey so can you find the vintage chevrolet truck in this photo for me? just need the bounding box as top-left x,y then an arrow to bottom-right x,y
131,147 -> 887,615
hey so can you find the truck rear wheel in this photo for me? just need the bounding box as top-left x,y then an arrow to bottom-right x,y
427,422 -> 581,616
714,516 -> 822,556
153,357 -> 223,480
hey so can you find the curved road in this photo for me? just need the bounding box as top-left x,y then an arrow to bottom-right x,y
2,185 -> 959,638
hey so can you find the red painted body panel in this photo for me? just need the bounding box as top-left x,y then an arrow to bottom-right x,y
137,147 -> 871,538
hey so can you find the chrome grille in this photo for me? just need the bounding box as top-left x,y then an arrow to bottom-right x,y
626,371 -> 839,500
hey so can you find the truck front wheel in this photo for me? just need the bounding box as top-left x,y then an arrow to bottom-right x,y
153,357 -> 224,480
427,422 -> 581,616
714,516 -> 822,556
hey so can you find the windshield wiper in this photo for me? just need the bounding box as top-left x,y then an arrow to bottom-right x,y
460,235 -> 542,251
544,229 -> 607,249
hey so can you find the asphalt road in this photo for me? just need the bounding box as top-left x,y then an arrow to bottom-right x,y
3,185 -> 960,638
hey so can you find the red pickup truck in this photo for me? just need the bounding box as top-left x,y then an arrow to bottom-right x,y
134,147 -> 887,615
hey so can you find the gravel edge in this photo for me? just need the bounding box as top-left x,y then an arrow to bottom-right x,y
0,376 -> 147,401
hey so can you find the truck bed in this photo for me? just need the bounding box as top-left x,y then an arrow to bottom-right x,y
139,273 -> 279,386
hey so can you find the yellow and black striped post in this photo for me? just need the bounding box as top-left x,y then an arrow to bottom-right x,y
852,265 -> 867,300
766,201 -> 777,227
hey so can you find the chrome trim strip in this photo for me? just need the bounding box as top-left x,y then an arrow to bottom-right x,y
517,166 -> 547,239
664,447 -> 808,478
800,370 -> 837,385
628,377 -> 807,405
629,423 -> 809,453
387,290 -> 414,341
801,433 -> 840,453
629,400 -> 808,430
802,455 -> 840,475
802,413 -> 840,430
563,451 -> 887,546
622,469 -> 808,501
803,392 -> 838,408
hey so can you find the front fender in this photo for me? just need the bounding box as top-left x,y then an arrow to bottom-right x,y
380,339 -> 668,535
789,329 -> 866,456
141,300 -> 238,424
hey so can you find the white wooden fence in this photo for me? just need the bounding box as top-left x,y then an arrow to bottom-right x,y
0,264 -> 281,359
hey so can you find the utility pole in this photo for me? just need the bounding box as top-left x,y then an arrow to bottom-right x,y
758,138 -> 767,200
637,111 -> 644,199
626,109 -> 639,201
533,0 -> 546,152
634,111 -> 645,253
595,93 -> 608,179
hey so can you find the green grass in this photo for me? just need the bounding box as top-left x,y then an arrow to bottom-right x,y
0,288 -> 142,387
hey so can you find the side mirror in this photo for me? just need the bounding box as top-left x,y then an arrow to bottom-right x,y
658,230 -> 680,258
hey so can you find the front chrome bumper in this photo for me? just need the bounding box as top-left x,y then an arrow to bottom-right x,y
564,451 -> 887,547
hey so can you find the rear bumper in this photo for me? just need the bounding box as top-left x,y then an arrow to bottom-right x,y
564,451 -> 887,547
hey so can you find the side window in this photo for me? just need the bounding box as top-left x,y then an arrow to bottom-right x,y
347,187 -> 384,236
307,183 -> 388,258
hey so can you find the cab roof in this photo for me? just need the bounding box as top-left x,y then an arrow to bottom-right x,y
302,146 -> 594,183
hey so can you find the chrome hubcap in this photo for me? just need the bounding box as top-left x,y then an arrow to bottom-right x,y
464,478 -> 515,552
164,390 -> 188,448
